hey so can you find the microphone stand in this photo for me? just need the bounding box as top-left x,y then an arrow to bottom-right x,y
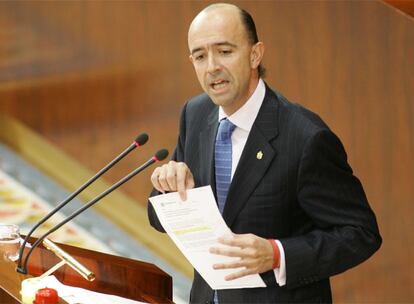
17,150 -> 167,274
17,134 -> 148,272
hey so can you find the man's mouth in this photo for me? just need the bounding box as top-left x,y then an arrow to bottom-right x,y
210,79 -> 229,91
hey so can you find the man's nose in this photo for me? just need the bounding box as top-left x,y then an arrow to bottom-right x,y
207,54 -> 220,74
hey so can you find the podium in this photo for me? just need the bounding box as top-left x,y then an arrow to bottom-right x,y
0,238 -> 173,303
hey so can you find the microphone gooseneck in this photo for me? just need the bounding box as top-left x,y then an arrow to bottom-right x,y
18,149 -> 168,274
16,133 -> 149,273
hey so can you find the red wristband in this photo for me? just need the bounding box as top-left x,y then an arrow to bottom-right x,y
268,239 -> 280,269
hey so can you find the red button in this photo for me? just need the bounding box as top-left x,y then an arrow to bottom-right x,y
34,287 -> 59,304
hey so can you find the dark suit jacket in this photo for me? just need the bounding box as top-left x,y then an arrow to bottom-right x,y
148,85 -> 381,303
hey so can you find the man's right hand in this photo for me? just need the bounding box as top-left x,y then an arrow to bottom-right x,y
150,161 -> 195,201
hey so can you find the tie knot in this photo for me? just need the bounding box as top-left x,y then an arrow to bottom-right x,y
216,118 -> 236,141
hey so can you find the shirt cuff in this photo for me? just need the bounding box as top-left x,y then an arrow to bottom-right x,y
273,240 -> 286,286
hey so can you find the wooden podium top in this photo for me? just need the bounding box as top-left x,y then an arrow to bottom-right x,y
0,238 -> 173,303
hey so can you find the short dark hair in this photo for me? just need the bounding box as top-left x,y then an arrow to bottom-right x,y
239,8 -> 266,78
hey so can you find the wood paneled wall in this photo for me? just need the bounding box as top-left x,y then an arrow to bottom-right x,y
0,1 -> 413,302
385,0 -> 414,18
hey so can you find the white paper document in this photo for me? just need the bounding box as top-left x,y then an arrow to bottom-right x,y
149,186 -> 265,290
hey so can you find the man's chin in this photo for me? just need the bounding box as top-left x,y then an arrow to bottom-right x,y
210,97 -> 229,107
208,93 -> 232,107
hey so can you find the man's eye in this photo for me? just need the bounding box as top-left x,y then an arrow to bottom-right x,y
195,54 -> 205,61
220,49 -> 232,55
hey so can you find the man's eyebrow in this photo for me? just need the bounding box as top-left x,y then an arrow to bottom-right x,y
216,42 -> 237,48
190,42 -> 238,55
190,47 -> 204,55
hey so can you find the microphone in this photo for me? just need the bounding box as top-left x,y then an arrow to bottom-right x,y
17,149 -> 168,274
17,133 -> 149,271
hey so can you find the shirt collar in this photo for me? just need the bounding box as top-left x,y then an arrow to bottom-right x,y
218,79 -> 266,132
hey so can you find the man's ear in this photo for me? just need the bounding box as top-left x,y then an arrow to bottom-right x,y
189,54 -> 194,64
250,42 -> 265,69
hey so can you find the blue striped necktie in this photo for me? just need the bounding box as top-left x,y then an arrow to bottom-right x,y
214,118 -> 236,304
215,118 -> 236,214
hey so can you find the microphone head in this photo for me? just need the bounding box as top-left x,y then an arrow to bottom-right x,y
154,149 -> 169,161
135,133 -> 149,146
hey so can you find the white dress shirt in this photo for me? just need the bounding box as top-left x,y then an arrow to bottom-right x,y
218,78 -> 286,286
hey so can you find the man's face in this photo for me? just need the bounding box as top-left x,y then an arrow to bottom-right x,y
188,8 -> 260,115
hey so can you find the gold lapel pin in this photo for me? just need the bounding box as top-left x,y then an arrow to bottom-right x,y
256,150 -> 263,160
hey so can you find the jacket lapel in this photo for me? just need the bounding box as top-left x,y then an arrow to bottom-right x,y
199,107 -> 219,188
223,89 -> 280,228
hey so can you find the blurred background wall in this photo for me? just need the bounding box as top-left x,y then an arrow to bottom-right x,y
1,1 -> 413,302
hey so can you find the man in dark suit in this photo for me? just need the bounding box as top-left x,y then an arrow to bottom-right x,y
148,3 -> 381,303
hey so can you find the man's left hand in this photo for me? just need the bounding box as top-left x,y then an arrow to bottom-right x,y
209,233 -> 274,280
